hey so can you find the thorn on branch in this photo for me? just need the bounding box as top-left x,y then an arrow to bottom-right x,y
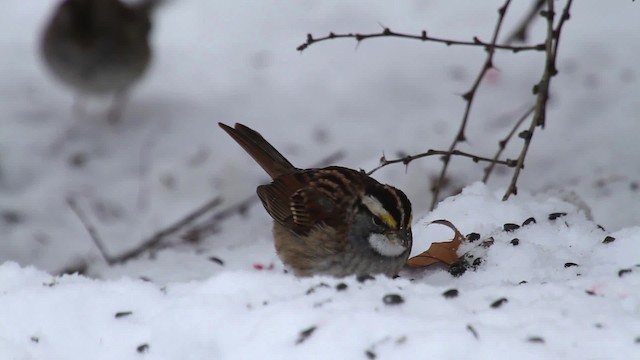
462,92 -> 473,101
532,84 -> 540,95
421,30 -> 427,40
518,130 -> 532,140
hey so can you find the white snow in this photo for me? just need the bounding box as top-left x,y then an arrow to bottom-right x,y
1,0 -> 640,359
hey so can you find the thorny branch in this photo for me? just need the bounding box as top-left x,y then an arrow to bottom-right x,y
297,27 -> 544,53
503,0 -> 573,200
430,0 -> 513,210
367,149 -> 517,176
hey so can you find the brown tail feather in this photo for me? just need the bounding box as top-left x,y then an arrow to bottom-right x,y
219,123 -> 297,179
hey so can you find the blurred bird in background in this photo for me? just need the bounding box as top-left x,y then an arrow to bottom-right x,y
41,0 -> 162,123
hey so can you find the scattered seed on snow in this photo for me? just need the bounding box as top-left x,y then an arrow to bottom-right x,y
618,268 -> 632,277
449,261 -> 467,277
137,344 -> 149,353
306,282 -> 329,295
564,262 -> 579,268
490,298 -> 508,308
335,283 -> 348,291
442,289 -> 459,299
115,311 -> 132,318
527,336 -> 545,343
30,336 -> 39,344
208,257 -> 225,266
383,294 -> 404,305
548,212 -> 567,220
510,238 -> 520,246
522,217 -> 537,226
466,232 -> 480,242
480,237 -> 494,248
585,290 -> 596,296
365,350 -> 376,359
519,281 -> 528,285
466,324 -> 479,339
503,223 -> 520,232
357,275 -> 375,283
603,236 -> 616,244
295,326 -> 317,345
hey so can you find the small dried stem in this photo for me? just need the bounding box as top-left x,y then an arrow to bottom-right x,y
483,105 -> 535,183
67,197 -> 114,265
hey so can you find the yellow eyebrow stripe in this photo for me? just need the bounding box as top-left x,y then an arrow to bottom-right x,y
380,213 -> 398,228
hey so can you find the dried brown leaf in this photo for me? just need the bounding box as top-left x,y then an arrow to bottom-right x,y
406,219 -> 464,268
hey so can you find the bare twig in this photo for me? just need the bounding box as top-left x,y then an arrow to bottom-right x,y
297,27 -> 544,53
367,149 -> 517,176
504,0 -> 545,44
108,197 -> 223,264
67,197 -> 114,265
503,0 -> 573,200
483,105 -> 535,183
430,0 -> 513,210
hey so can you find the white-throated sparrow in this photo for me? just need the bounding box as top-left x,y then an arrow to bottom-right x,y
40,0 -> 161,122
219,123 -> 413,278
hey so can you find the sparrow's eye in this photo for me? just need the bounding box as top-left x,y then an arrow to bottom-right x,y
372,216 -> 385,227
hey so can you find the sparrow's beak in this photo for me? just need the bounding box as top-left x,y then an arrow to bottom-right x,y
386,228 -> 412,249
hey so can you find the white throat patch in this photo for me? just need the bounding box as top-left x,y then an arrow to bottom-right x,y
368,233 -> 406,257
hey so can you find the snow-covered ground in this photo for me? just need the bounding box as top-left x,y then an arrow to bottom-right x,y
1,1 -> 639,359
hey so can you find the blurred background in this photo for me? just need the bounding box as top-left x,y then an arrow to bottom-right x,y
1,0 -> 638,281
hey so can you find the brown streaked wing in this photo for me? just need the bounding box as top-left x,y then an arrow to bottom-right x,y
257,173 -> 344,236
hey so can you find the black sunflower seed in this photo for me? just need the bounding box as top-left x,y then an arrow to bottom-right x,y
522,217 -> 536,226
527,336 -> 545,343
383,294 -> 404,305
602,236 -> 616,244
548,212 -> 567,220
466,232 -> 481,242
503,223 -> 520,232
442,289 -> 459,299
296,326 -> 317,345
490,297 -> 508,308
618,269 -> 632,278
